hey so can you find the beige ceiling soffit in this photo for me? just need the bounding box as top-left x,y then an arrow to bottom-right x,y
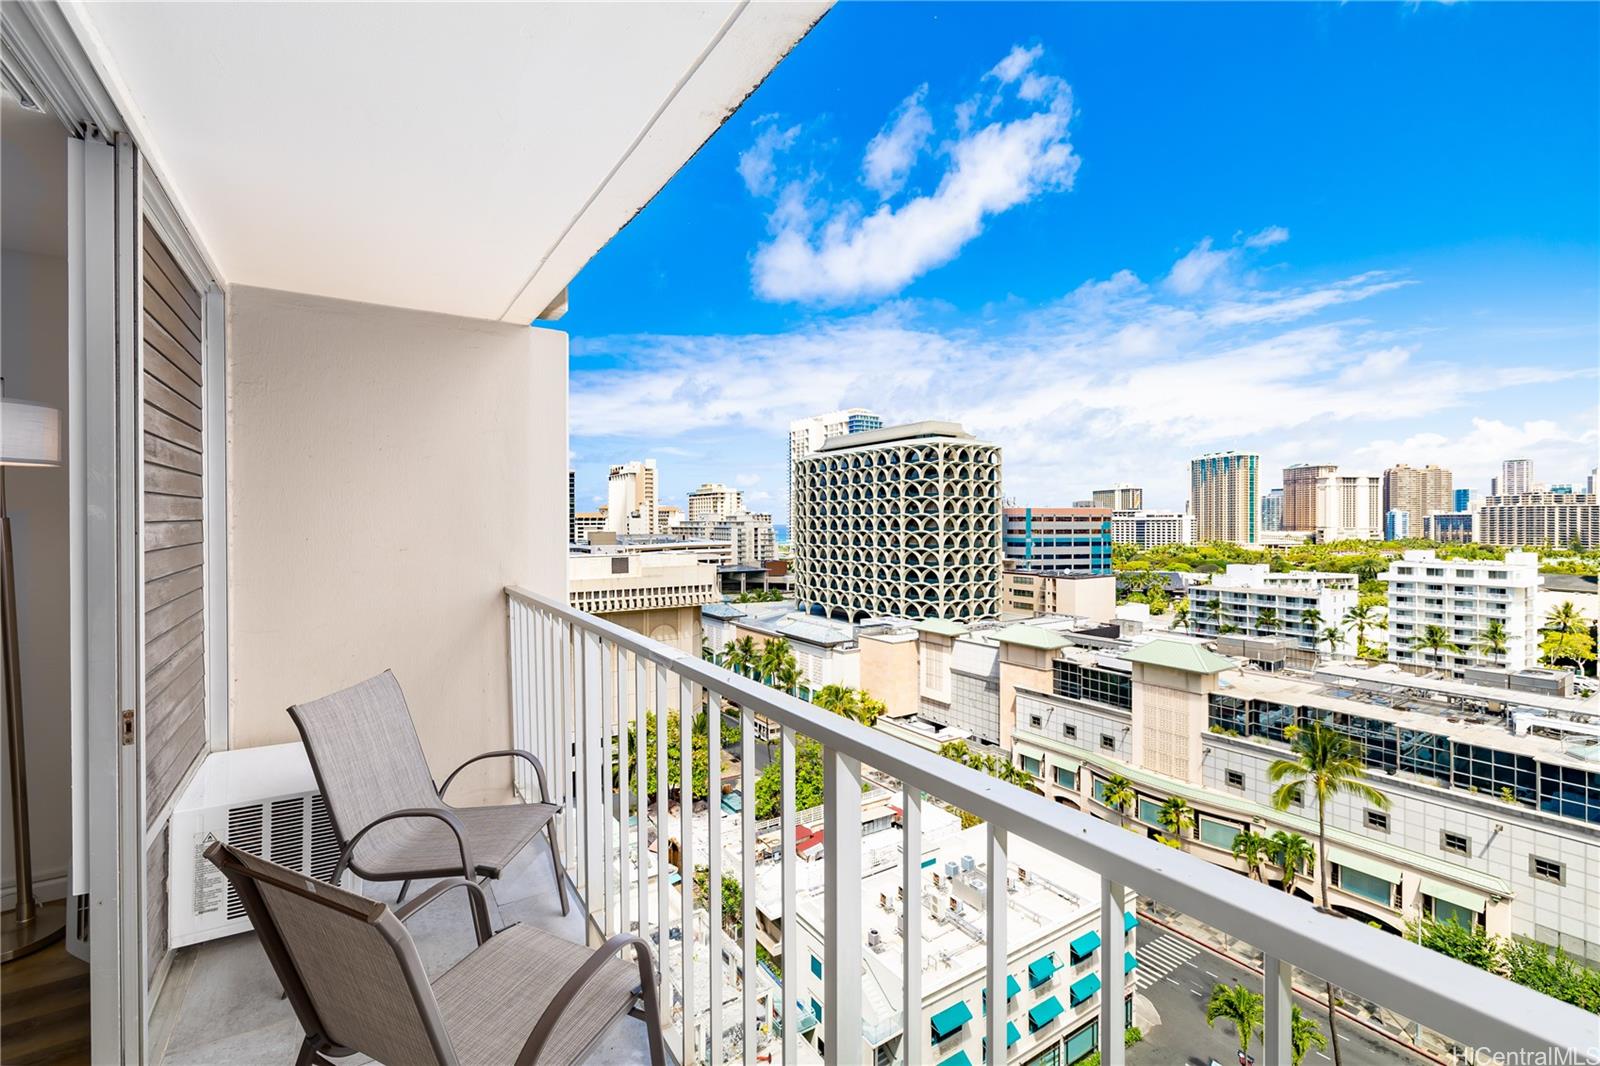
57,0 -> 227,287
494,0 -> 752,324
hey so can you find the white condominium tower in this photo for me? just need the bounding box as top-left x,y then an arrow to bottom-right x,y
605,459 -> 660,534
1189,451 -> 1260,544
792,421 -> 1001,622
1383,549 -> 1542,674
1091,483 -> 1143,510
685,481 -> 743,520
1501,457 -> 1533,496
788,407 -> 881,524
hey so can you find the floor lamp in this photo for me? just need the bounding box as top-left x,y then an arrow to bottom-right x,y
1,394 -> 66,962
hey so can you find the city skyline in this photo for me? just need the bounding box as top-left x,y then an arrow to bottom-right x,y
561,3 -> 1597,523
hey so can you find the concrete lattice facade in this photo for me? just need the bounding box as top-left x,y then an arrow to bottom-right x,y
793,422 -> 1002,622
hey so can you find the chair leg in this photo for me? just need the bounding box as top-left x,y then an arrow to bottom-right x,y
481,876 -> 505,933
395,879 -> 412,904
547,820 -> 570,916
293,1036 -> 318,1066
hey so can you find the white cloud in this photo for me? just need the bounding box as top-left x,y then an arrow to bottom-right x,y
573,244 -> 1595,516
1165,238 -> 1234,295
737,119 -> 800,196
1243,224 -> 1290,249
746,45 -> 1078,304
862,87 -> 933,198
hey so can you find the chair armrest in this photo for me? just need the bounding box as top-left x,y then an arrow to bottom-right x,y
515,934 -> 657,1066
439,748 -> 555,807
334,807 -> 490,942
394,878 -> 494,946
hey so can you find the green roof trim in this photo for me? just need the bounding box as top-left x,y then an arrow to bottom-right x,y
913,619 -> 969,638
1419,877 -> 1487,913
1122,638 -> 1237,674
1013,731 -> 1513,896
1028,995 -> 1065,1029
1069,972 -> 1101,1006
1068,930 -> 1101,959
1328,846 -> 1403,885
930,999 -> 973,1041
990,624 -> 1071,651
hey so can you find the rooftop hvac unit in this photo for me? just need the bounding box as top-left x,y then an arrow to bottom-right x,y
959,854 -> 975,873
168,743 -> 363,948
944,861 -> 959,879
867,929 -> 881,949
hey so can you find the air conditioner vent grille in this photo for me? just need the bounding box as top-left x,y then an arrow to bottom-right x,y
309,794 -> 343,884
270,798 -> 306,870
225,804 -> 264,920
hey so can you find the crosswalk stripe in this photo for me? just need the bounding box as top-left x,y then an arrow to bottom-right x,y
1129,932 -> 1201,989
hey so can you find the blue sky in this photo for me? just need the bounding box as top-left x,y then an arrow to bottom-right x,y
561,2 -> 1599,523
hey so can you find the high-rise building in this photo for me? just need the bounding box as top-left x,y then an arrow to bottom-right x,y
1453,488 -> 1480,513
1588,468 -> 1597,496
673,510 -> 776,566
1550,484 -> 1574,495
1422,512 -> 1474,543
1384,549 -> 1541,674
605,459 -> 660,534
1382,464 -> 1453,535
1282,464 -> 1382,540
1476,493 -> 1599,549
1110,510 -> 1195,547
1385,509 -> 1411,540
686,482 -> 743,520
1189,452 -> 1260,544
1090,484 -> 1143,510
793,421 -> 1001,622
788,407 -> 882,525
1003,508 -> 1112,574
1260,488 -> 1283,532
1501,458 -> 1533,496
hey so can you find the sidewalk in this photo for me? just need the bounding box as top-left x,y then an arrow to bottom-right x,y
1138,901 -> 1459,1065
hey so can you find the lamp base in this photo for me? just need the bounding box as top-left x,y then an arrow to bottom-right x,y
1,898 -> 67,963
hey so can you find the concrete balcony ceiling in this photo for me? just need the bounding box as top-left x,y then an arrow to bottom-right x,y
64,0 -> 828,322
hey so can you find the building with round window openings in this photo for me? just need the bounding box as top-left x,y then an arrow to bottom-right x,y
792,422 -> 1003,623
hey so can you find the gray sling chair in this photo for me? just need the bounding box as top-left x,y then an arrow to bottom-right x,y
204,839 -> 666,1066
289,670 -> 567,944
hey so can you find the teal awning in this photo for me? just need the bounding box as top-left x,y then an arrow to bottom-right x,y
1007,1021 -> 1022,1047
1008,974 -> 1021,1000
1419,877 -> 1486,913
1124,952 -> 1138,974
1028,995 -> 1065,1030
930,999 -> 973,1041
1028,953 -> 1060,986
793,1002 -> 818,1035
939,1053 -> 973,1066
1069,972 -> 1101,1006
1124,910 -> 1139,932
1068,930 -> 1101,959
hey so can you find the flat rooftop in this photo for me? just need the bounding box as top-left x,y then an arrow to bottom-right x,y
816,420 -> 976,451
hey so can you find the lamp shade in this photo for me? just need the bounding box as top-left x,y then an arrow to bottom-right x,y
1,398 -> 62,467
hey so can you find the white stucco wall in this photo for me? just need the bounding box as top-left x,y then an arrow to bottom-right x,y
227,286 -> 567,804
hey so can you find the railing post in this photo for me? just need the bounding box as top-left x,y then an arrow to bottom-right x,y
636,656 -> 649,939
1263,954 -> 1292,1066
581,630 -> 605,937
1098,880 -> 1127,1066
986,825 -> 1007,1066
823,748 -> 863,1063
602,643 -> 618,937
655,664 -> 671,1021
679,675 -> 696,1064
740,703 -> 756,1066
708,686 -> 723,1066
902,786 -> 923,1066
780,725 -> 797,1066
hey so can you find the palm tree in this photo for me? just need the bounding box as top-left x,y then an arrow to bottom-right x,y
1476,618 -> 1509,663
854,692 -> 886,727
1204,596 -> 1222,631
1317,625 -> 1345,659
725,636 -> 758,678
1410,624 -> 1462,670
1172,599 -> 1192,632
1268,831 -> 1315,896
774,662 -> 804,698
1157,796 -> 1194,849
1256,606 -> 1280,635
1300,606 -> 1324,633
757,637 -> 793,684
1231,829 -> 1269,882
1205,982 -> 1263,1059
1546,600 -> 1585,637
1291,1005 -> 1329,1066
1270,723 -> 1389,1066
1342,603 -> 1383,654
701,637 -> 714,661
1100,775 -> 1136,830
813,684 -> 856,716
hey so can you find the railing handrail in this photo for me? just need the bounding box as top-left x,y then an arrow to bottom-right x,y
505,586 -> 1599,1060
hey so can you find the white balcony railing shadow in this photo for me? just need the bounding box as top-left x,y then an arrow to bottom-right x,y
506,587 -> 1598,1066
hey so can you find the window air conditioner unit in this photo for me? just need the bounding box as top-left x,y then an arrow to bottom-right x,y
168,742 -> 362,948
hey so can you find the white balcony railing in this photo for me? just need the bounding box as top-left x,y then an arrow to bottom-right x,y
505,587 -> 1597,1066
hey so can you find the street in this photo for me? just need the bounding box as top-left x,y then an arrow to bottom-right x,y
1130,928 -> 1433,1066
